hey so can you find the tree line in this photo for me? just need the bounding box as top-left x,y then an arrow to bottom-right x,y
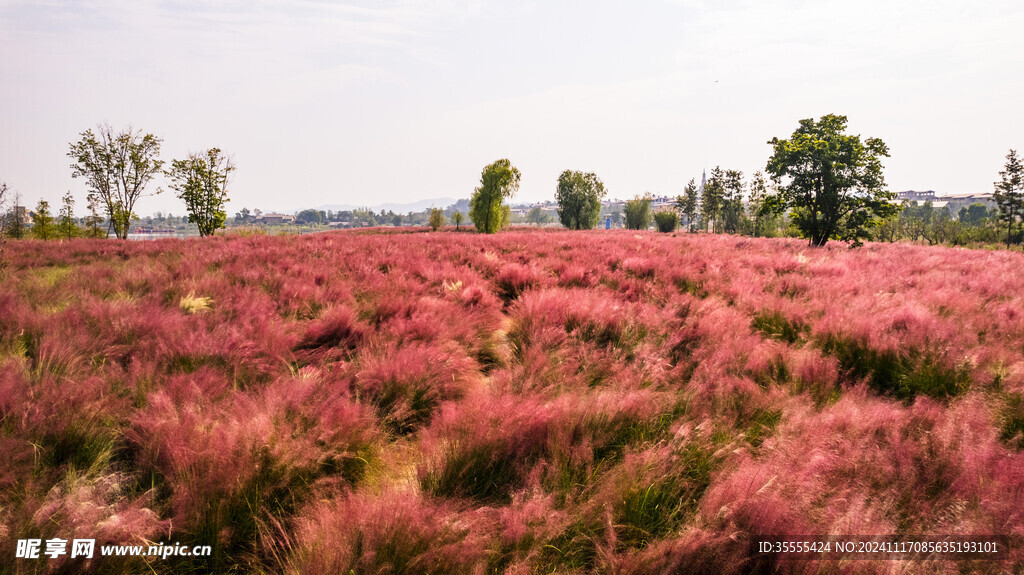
1,123 -> 234,241
3,115 -> 1023,248
477,114 -> 1023,249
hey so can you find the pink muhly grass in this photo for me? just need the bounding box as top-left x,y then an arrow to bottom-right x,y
284,491 -> 495,575
353,342 -> 478,435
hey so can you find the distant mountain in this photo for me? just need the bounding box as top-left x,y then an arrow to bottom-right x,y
313,198 -> 459,214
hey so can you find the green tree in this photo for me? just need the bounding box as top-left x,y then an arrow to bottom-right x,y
747,171 -> 771,237
721,169 -> 745,233
58,191 -> 77,239
701,167 -> 725,232
470,159 -> 520,234
762,114 -> 896,247
958,203 -> 989,226
526,206 -> 553,225
653,209 -> 679,232
32,199 -> 55,240
296,209 -> 324,225
623,194 -> 652,230
429,207 -> 447,231
676,179 -> 699,232
993,149 -> 1024,247
451,211 -> 464,230
68,124 -> 163,239
166,148 -> 234,237
555,170 -> 606,230
235,207 -> 251,223
84,192 -> 106,238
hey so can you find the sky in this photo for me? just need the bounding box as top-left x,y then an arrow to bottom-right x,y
1,0 -> 1023,215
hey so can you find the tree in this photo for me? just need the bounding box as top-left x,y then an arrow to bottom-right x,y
5,192 -> 25,239
526,206 -> 553,225
747,171 -> 770,237
58,191 -> 77,239
429,207 -> 447,231
296,209 -> 324,225
68,124 -> 163,239
32,199 -> 55,240
166,148 -> 235,237
653,209 -> 679,233
236,207 -> 252,224
555,170 -> 606,230
958,203 -> 989,226
721,169 -> 746,233
84,192 -> 106,238
623,195 -> 652,230
451,211 -> 464,230
676,179 -> 699,232
470,159 -> 520,234
993,149 -> 1024,247
762,114 -> 897,247
701,167 -> 725,232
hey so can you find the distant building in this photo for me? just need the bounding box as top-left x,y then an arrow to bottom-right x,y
256,213 -> 295,225
896,190 -> 937,202
937,193 -> 995,213
895,190 -> 995,214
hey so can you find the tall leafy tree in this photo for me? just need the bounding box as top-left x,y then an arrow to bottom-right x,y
555,170 -> 606,230
451,211 -> 464,230
58,191 -> 77,239
68,124 -> 163,239
993,149 -> 1024,247
32,199 -> 55,240
166,148 -> 235,237
470,159 -> 520,234
675,179 -> 699,232
762,114 -> 896,247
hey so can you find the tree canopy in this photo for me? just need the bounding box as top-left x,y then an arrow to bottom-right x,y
68,124 -> 163,239
555,170 -> 606,230
470,159 -> 520,234
166,148 -> 235,237
762,114 -> 897,247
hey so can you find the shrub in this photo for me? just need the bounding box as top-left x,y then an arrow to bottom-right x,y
653,210 -> 679,233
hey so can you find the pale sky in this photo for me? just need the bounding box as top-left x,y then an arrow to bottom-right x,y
2,0 -> 1022,215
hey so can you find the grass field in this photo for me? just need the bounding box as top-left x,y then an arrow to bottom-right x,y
1,228 -> 1022,573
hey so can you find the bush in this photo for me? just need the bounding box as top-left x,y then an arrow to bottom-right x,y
653,210 -> 679,233
623,195 -> 652,230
